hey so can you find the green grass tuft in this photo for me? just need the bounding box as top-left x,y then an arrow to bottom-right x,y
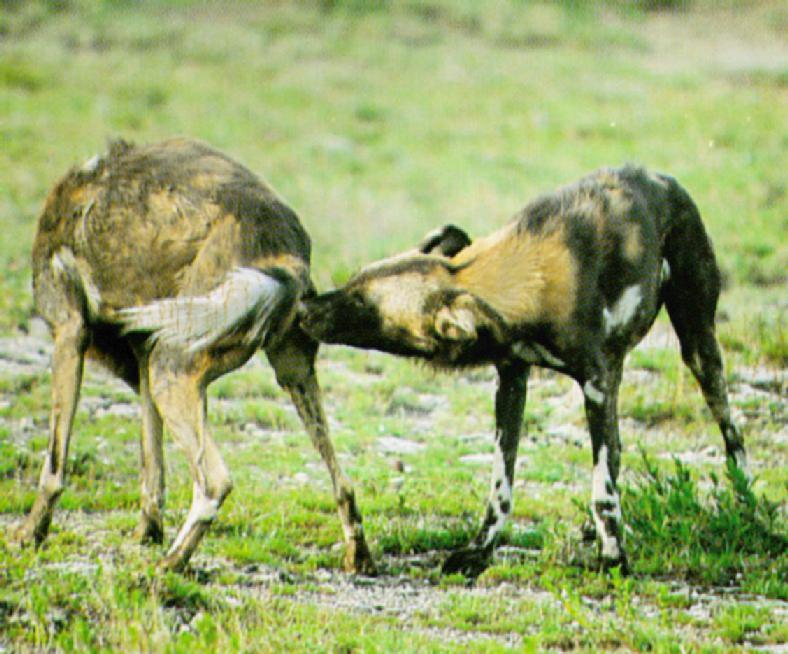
624,450 -> 787,592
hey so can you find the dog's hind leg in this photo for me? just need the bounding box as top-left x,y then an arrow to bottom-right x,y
666,300 -> 747,476
443,359 -> 529,577
13,313 -> 88,547
133,350 -> 165,544
662,212 -> 748,478
149,357 -> 233,572
267,328 -> 375,575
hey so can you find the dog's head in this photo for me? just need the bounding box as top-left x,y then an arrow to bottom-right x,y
301,225 -> 507,362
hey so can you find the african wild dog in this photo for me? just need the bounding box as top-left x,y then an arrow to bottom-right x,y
301,165 -> 749,575
12,138 -> 374,574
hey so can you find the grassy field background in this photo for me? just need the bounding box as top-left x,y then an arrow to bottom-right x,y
0,0 -> 786,651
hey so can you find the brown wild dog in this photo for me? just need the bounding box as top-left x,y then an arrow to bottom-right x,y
13,138 -> 374,574
301,165 -> 749,575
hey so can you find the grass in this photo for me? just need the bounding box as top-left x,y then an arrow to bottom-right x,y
623,452 -> 787,593
1,0 -> 786,651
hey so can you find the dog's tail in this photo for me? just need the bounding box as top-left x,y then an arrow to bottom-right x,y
660,177 -> 723,309
658,175 -> 725,370
119,267 -> 298,353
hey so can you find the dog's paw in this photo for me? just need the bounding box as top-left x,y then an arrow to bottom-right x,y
343,539 -> 377,577
132,515 -> 164,546
600,552 -> 630,576
442,547 -> 491,578
8,519 -> 45,549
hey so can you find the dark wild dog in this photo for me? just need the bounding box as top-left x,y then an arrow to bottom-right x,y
13,138 -> 373,573
301,165 -> 749,575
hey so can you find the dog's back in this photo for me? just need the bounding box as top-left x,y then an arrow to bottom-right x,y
446,166 -> 719,355
33,138 -> 311,317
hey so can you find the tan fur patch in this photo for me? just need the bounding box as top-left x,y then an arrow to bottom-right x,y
178,213 -> 241,293
606,186 -> 632,215
148,189 -> 191,222
594,169 -> 620,188
571,189 -> 606,234
451,223 -> 514,266
191,172 -> 220,191
252,253 -> 307,276
69,186 -> 91,206
622,223 -> 643,262
452,223 -> 577,325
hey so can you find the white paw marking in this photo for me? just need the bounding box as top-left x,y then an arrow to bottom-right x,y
591,445 -> 623,558
38,466 -> 64,496
600,534 -> 622,560
482,439 -> 513,547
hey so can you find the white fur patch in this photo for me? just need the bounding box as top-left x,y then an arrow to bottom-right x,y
598,528 -> 621,560
647,171 -> 669,188
603,284 -> 642,335
591,445 -> 623,559
661,258 -> 671,284
482,440 -> 512,547
491,441 -> 507,495
81,154 -> 100,173
120,267 -> 285,352
591,446 -> 616,507
583,381 -> 605,405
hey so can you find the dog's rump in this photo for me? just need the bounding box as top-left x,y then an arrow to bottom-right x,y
33,138 -> 311,318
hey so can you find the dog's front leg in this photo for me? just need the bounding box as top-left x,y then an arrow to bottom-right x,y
443,360 -> 529,577
582,359 -> 628,572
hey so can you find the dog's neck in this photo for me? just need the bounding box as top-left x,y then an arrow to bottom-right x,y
449,223 -> 576,328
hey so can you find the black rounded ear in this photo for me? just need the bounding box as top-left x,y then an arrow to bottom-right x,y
418,224 -> 472,257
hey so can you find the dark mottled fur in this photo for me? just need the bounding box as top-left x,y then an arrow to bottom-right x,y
303,166 -> 748,576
